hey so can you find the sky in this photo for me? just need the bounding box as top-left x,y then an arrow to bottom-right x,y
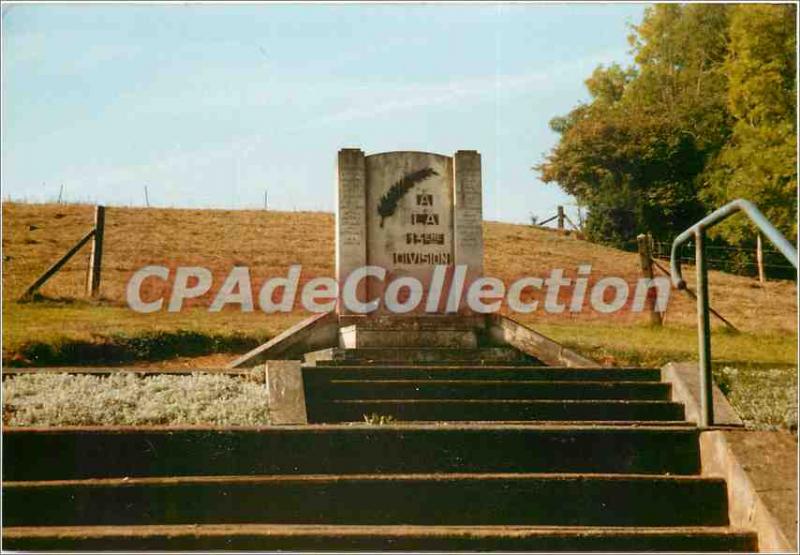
2,2 -> 646,224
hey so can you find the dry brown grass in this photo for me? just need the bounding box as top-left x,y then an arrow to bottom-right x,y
2,202 -> 334,304
2,202 -> 796,363
484,222 -> 797,333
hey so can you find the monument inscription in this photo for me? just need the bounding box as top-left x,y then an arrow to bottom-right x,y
336,149 -> 483,314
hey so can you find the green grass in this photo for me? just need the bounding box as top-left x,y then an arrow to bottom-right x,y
533,321 -> 797,369
3,300 -> 302,366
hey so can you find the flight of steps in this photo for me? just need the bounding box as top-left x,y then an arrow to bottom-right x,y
2,350 -> 757,551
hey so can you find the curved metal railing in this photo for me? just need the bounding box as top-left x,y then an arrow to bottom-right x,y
669,198 -> 798,427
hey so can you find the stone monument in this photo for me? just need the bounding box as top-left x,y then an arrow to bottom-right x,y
334,149 -> 485,349
232,147 -> 594,422
336,149 -> 483,315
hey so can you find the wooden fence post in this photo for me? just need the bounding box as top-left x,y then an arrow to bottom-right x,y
86,205 -> 105,297
756,233 -> 766,284
637,233 -> 663,327
650,257 -> 738,332
557,206 -> 565,230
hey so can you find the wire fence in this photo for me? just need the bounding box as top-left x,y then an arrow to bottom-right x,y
611,236 -> 796,280
651,240 -> 796,281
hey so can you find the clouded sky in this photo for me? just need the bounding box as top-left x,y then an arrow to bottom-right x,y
2,3 -> 645,223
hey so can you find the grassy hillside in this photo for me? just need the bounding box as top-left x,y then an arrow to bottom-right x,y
2,202 -> 797,370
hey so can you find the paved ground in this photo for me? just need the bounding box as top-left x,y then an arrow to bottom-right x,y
725,430 -> 798,548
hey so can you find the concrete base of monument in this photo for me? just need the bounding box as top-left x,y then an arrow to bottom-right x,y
338,314 -> 482,349
228,313 -> 594,369
303,346 -> 535,365
339,328 -> 477,349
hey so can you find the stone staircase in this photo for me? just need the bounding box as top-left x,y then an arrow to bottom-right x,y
2,349 -> 758,551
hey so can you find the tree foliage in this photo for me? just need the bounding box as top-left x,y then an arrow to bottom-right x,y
537,4 -> 796,250
702,4 -> 797,243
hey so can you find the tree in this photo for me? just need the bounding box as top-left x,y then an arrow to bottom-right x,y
537,5 -> 730,247
538,98 -> 706,246
626,4 -> 731,151
537,3 -> 796,255
702,4 -> 797,243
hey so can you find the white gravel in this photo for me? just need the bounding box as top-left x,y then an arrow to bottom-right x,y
3,373 -> 269,426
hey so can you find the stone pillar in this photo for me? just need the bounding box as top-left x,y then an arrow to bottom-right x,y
265,360 -> 307,425
453,150 -> 484,276
336,149 -> 367,314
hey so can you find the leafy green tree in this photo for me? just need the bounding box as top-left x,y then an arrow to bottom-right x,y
537,5 -> 731,248
538,98 -> 706,246
702,4 -> 797,243
538,3 -> 796,257
627,4 -> 731,151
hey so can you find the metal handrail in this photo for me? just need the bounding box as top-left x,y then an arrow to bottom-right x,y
669,198 -> 798,427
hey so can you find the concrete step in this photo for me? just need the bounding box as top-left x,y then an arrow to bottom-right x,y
313,359 -> 544,367
304,347 -> 539,365
388,420 -> 695,427
2,425 -> 701,481
338,314 -> 487,330
307,379 -> 672,401
339,325 -> 478,349
304,365 -> 662,381
1,524 -> 758,551
3,473 -> 729,527
310,399 -> 685,423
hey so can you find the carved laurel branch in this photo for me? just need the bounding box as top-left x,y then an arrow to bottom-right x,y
377,167 -> 439,228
